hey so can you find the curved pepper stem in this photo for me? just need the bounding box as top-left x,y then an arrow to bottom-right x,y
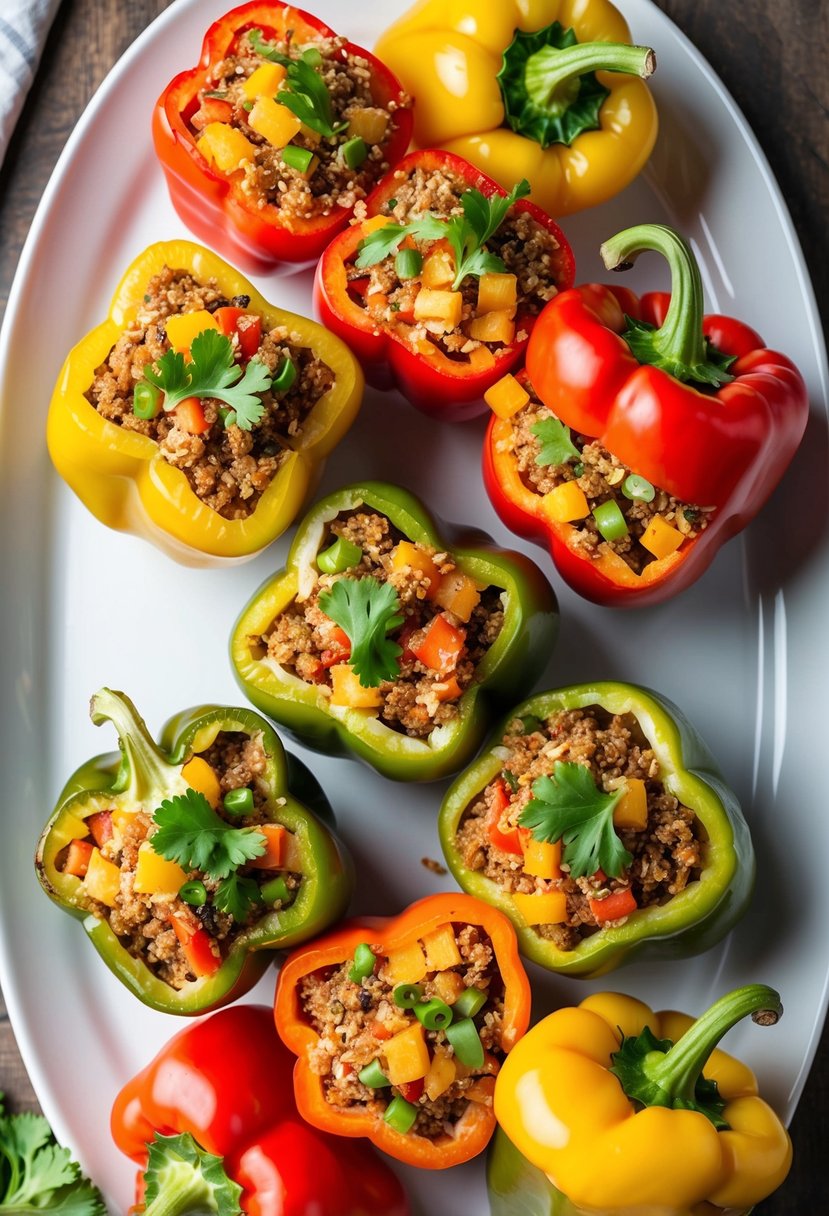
525,41 -> 654,108
89,688 -> 182,804
601,222 -> 736,388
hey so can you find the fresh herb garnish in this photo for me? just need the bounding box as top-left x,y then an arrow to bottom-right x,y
503,769 -> 519,793
212,871 -> 262,922
0,1094 -> 106,1215
151,789 -> 266,879
519,761 -> 632,879
247,30 -> 345,138
531,415 -> 581,466
318,576 -> 404,687
355,212 -> 448,270
445,179 -> 531,288
143,1132 -> 243,1216
142,329 -> 271,431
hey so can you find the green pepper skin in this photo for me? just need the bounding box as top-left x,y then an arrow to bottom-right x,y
230,482 -> 559,782
488,1128 -> 576,1216
35,691 -> 353,1015
438,682 -> 754,977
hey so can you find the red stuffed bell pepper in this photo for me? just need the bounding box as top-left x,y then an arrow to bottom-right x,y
153,2 -> 413,270
315,148 -> 575,421
484,222 -> 808,605
111,1004 -> 409,1216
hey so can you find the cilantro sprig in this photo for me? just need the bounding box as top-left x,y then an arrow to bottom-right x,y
355,213 -> 448,270
143,329 -> 272,431
531,415 -> 581,466
247,31 -> 345,138
445,179 -> 531,289
318,576 -> 403,687
0,1094 -> 106,1215
518,761 -> 632,879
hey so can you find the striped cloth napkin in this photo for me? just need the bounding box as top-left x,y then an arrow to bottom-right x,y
0,0 -> 63,167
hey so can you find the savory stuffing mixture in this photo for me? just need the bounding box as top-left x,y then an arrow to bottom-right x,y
455,707 -> 703,951
86,266 -> 333,519
56,732 -> 301,988
191,28 -> 410,219
299,921 -> 505,1138
347,163 -> 567,364
495,377 -> 713,573
262,509 -> 505,738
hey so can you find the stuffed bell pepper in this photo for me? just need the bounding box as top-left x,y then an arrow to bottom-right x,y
439,682 -> 753,977
111,1004 -> 410,1216
35,690 -> 352,1014
46,240 -> 363,564
375,0 -> 658,217
231,481 -> 559,781
274,892 -> 531,1168
314,149 -> 575,421
153,1 -> 413,269
484,222 -> 809,605
490,985 -> 792,1215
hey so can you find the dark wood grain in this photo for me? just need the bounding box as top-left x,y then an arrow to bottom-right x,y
0,0 -> 826,1209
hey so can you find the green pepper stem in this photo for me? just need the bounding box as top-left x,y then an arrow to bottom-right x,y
89,688 -> 180,803
525,41 -> 654,111
141,1169 -> 213,1216
642,984 -> 782,1106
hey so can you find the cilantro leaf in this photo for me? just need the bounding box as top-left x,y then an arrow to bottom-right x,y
213,872 -> 262,922
143,328 -> 272,431
519,761 -> 631,879
143,1132 -> 242,1215
150,789 -> 266,880
531,416 -> 581,466
0,1095 -> 106,1214
447,179 -> 531,289
609,1026 -> 729,1129
246,31 -> 346,138
318,576 -> 403,687
355,213 -> 448,270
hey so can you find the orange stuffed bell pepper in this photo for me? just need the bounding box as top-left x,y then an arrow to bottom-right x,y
46,240 -> 362,565
491,984 -> 792,1215
274,892 -> 531,1168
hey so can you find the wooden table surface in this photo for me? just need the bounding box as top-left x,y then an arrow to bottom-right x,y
1,0 -> 826,1209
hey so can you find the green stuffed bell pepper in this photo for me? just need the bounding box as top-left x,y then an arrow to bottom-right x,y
230,481 -> 558,781
438,682 -> 753,976
35,689 -> 352,1014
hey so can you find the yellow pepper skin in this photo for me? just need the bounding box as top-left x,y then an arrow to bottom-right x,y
375,0 -> 658,216
46,240 -> 363,565
493,986 -> 793,1215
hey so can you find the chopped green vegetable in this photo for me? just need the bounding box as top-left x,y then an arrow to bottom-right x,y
445,1017 -> 484,1069
502,769 -> 519,793
141,1132 -> 242,1216
282,145 -> 316,174
271,356 -> 297,393
622,473 -> 655,502
519,714 -> 544,735
358,1060 -> 391,1088
340,136 -> 368,169
260,875 -> 292,906
179,879 -> 208,907
383,1096 -> 418,1134
223,787 -> 254,817
393,983 -> 423,1009
142,329 -> 271,431
446,179 -> 531,289
0,1093 -> 106,1215
151,789 -> 266,880
317,536 -> 363,574
519,761 -> 631,879
531,415 -> 580,466
247,31 -> 346,138
133,380 -> 162,420
355,212 -> 447,270
348,942 -> 376,983
317,577 -> 403,687
593,499 -> 629,541
414,998 -> 453,1030
452,985 -> 487,1019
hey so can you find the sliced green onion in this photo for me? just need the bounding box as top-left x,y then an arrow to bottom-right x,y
133,381 -> 161,420
272,355 -> 298,392
260,875 -> 292,906
282,145 -> 316,174
414,999 -> 453,1031
203,89 -> 229,99
387,197 -> 398,208
348,942 -> 376,983
621,473 -> 655,503
301,46 -> 323,67
383,1095 -> 418,1134
452,986 -> 487,1020
445,1018 -> 484,1069
179,879 -> 207,907
395,248 -> 423,280
592,499 -> 629,542
317,536 -> 363,574
223,787 -> 254,816
242,100 -> 254,112
341,136 -> 369,170
393,983 -> 423,1010
358,1059 -> 391,1088
519,715 -> 544,735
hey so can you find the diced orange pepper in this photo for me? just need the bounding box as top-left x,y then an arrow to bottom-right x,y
433,569 -> 481,622
164,310 -> 220,354
384,940 -> 427,985
432,675 -> 463,702
174,397 -> 210,436
466,309 -> 515,344
329,664 -> 383,709
484,373 -> 530,419
391,540 -> 439,595
87,810 -> 113,848
521,837 -> 562,880
242,62 -> 286,100
63,839 -> 94,878
247,823 -> 286,870
589,887 -> 637,923
541,481 -> 589,523
182,756 -> 222,808
169,911 -> 221,977
486,778 -> 522,856
512,890 -> 568,926
477,273 -> 517,315
613,778 -> 648,830
421,923 -> 462,970
641,515 -> 685,559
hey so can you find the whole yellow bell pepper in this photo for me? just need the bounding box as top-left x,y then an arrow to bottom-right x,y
375,0 -> 658,216
46,240 -> 363,565
493,984 -> 793,1214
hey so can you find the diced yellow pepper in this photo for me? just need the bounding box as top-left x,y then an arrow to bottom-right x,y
362,215 -> 396,237
182,756 -> 222,809
390,540 -> 439,593
347,107 -> 389,144
512,890 -> 568,926
484,373 -> 530,419
640,515 -> 685,559
248,96 -> 303,149
242,62 -> 287,100
424,1045 -> 457,1100
522,838 -> 562,880
477,272 -> 518,315
329,664 -> 383,709
61,813 -> 91,843
83,847 -> 121,907
421,923 -> 462,971
466,309 -> 516,344
467,345 -> 497,372
134,842 -> 188,895
413,289 -> 463,330
432,969 -> 466,1005
541,481 -> 590,523
197,121 -> 257,171
110,808 -> 137,834
383,1022 -> 430,1085
384,940 -> 428,985
613,778 -> 648,830
421,246 -> 455,290
433,569 -> 481,623
164,310 -> 220,355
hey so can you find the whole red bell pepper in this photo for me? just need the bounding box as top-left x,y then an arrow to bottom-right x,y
153,2 -> 412,271
483,222 -> 808,605
111,1004 -> 409,1216
314,149 -> 575,422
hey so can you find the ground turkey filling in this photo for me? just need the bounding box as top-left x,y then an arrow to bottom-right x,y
86,266 -> 333,518
299,922 -> 505,1139
347,164 -> 567,363
505,380 -> 713,574
191,31 -> 410,219
455,708 -> 703,951
57,731 -> 301,989
263,509 -> 505,738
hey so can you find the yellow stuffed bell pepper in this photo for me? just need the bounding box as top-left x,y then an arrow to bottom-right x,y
492,985 -> 792,1215
375,0 -> 657,217
47,240 -> 363,565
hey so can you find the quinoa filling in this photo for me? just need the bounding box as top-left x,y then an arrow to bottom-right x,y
190,30 -> 410,220
262,509 -> 505,738
455,707 -> 703,952
86,266 -> 333,519
56,731 -> 302,989
299,922 -> 505,1139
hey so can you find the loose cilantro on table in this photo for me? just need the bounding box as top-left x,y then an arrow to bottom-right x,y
247,31 -> 345,138
531,415 -> 581,466
0,1094 -> 106,1215
518,761 -> 632,879
318,576 -> 404,687
142,329 -> 272,431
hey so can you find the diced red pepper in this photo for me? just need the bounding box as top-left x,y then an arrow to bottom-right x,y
197,96 -> 234,125
63,838 -> 94,878
398,1078 -> 424,1103
485,778 -> 523,856
589,888 -> 637,924
175,397 -> 210,435
87,810 -> 113,848
170,911 -> 221,977
320,624 -> 352,669
410,613 -> 465,675
214,306 -> 262,360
